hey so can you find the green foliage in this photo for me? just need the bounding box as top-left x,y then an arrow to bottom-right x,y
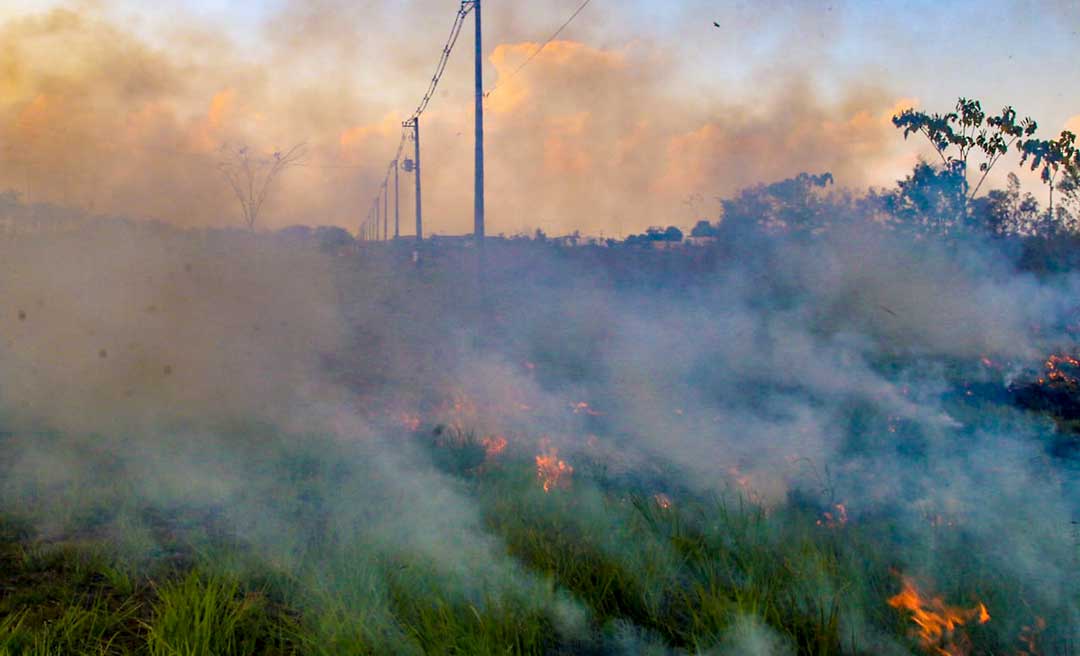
716,171 -> 838,239
1019,129 -> 1079,212
624,225 -> 684,245
0,417 -> 1076,654
144,572 -> 289,656
892,98 -> 1036,201
879,160 -> 969,234
690,219 -> 719,238
890,97 -> 1080,232
973,172 -> 1045,236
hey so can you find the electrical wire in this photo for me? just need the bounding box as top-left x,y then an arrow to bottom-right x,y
410,4 -> 472,122
363,0 -> 598,237
363,4 -> 475,237
484,0 -> 595,99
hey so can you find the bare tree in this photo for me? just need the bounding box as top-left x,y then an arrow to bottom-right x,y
218,143 -> 306,230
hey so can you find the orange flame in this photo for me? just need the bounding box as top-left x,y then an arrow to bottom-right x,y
1037,353 -> 1080,386
481,434 -> 508,459
536,441 -> 572,492
571,401 -> 603,416
399,413 -> 421,432
816,503 -> 848,529
887,575 -> 990,656
1017,616 -> 1047,656
727,465 -> 752,492
653,493 -> 672,509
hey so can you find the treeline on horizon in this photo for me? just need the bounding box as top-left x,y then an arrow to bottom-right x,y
3,97 -> 1080,271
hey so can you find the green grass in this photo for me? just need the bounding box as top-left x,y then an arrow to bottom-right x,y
144,572 -> 295,656
0,425 -> 1076,655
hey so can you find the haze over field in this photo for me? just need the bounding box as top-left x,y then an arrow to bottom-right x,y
1,2 -> 1079,655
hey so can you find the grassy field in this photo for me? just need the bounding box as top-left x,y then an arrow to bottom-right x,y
0,231 -> 1077,654
0,421 -> 1074,655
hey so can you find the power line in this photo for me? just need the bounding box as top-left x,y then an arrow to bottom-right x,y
363,3 -> 476,239
363,0 -> 599,239
411,4 -> 473,122
484,0 -> 595,99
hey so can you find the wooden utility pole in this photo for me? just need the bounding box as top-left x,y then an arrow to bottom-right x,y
473,0 -> 485,242
403,118 -> 423,242
382,182 -> 388,241
393,159 -> 400,239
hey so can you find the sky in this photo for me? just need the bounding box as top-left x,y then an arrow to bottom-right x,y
1,0 -> 1078,236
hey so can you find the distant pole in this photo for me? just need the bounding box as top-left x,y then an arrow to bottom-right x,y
375,200 -> 380,242
405,118 -> 423,242
473,0 -> 485,242
382,183 -> 388,241
393,160 -> 400,239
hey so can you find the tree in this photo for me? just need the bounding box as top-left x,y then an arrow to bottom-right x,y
1054,162 -> 1080,233
879,160 -> 968,235
690,219 -> 719,238
892,98 -> 1036,205
218,143 -> 307,230
624,226 -> 683,245
663,226 -> 683,242
717,172 -> 836,237
1019,129 -> 1078,216
970,173 -> 1044,236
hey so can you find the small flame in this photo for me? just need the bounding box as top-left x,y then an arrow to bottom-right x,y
653,493 -> 672,509
481,434 -> 507,459
1037,353 -> 1080,386
816,503 -> 848,529
887,575 -> 989,656
536,441 -> 573,492
1017,616 -> 1047,656
727,465 -> 752,492
571,401 -> 604,416
399,413 -> 421,432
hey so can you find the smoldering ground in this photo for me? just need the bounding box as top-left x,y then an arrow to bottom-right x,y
0,205 -> 1077,652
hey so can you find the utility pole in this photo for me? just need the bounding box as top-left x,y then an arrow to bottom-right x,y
375,199 -> 380,242
473,0 -> 485,242
393,159 -> 400,239
382,183 -> 388,241
403,118 -> 423,242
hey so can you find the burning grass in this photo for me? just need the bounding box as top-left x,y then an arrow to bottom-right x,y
887,574 -> 989,656
2,231 -> 1080,654
0,418 -> 1076,655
